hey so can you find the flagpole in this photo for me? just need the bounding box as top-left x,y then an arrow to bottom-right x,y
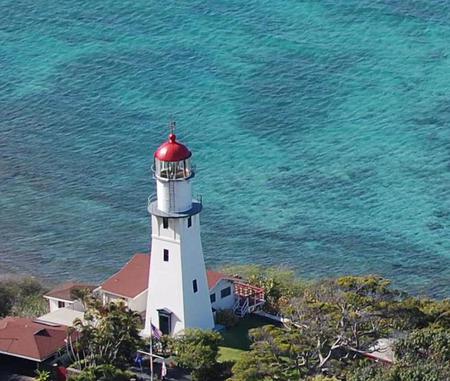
150,318 -> 154,381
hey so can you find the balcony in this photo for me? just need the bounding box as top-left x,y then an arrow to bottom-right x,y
147,194 -> 203,218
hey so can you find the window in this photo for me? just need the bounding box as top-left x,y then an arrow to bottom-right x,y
58,301 -> 65,309
193,279 -> 198,293
187,216 -> 192,228
163,218 -> 169,229
221,287 -> 231,298
163,249 -> 169,262
210,293 -> 216,303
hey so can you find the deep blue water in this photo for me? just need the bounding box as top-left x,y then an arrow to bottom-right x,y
0,0 -> 449,297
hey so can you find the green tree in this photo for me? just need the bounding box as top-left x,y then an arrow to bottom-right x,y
69,364 -> 135,381
220,265 -> 307,313
70,287 -> 94,310
0,277 -> 48,318
67,296 -> 144,370
348,328 -> 450,381
35,369 -> 51,381
0,285 -> 14,317
231,275 -> 406,380
172,329 -> 222,381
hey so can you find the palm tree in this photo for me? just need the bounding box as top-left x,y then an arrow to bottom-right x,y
67,296 -> 144,370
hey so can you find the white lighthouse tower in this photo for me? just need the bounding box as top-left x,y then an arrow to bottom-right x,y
144,127 -> 214,336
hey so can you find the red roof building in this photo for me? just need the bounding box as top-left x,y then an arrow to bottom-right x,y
96,254 -> 264,318
44,281 -> 96,314
45,282 -> 95,302
206,270 -> 237,289
98,254 -> 233,299
0,317 -> 69,362
99,253 -> 150,299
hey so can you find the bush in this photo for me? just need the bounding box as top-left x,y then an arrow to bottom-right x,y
69,365 -> 135,381
173,329 -> 222,381
219,264 -> 308,314
35,370 -> 51,381
215,309 -> 239,328
0,277 -> 48,318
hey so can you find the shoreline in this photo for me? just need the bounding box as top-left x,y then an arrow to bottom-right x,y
1,260 -> 447,301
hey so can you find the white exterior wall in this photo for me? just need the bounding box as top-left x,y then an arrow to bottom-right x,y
48,298 -> 60,313
156,179 -> 192,213
127,290 -> 148,313
71,300 -> 84,312
210,279 -> 236,311
99,290 -> 147,313
45,296 -> 84,312
144,212 -> 214,336
101,291 -> 126,306
46,297 -> 80,313
178,213 -> 214,330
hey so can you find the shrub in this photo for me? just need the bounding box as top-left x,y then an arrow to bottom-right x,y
215,309 -> 239,328
219,264 -> 308,314
173,329 -> 222,381
0,277 -> 48,318
35,370 -> 51,381
69,364 -> 135,381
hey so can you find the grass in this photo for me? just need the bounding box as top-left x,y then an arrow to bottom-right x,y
218,346 -> 245,362
218,314 -> 278,362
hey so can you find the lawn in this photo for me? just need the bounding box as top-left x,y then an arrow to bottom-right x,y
218,314 -> 278,362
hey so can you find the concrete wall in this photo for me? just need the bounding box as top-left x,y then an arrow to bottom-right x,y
48,298 -> 61,312
210,279 -> 235,311
145,211 -> 214,336
128,290 -> 148,313
157,178 -> 192,213
99,290 -> 147,313
101,291 -> 126,305
47,298 -> 84,312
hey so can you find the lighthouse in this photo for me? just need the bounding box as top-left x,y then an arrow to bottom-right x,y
144,127 -> 214,336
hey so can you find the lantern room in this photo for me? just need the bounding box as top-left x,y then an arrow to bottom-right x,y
154,133 -> 193,180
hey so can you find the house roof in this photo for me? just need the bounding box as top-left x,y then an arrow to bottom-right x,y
44,282 -> 96,302
0,317 -> 69,362
37,308 -> 85,327
100,254 -> 150,298
206,271 -> 236,289
154,133 -> 192,162
99,254 -> 236,299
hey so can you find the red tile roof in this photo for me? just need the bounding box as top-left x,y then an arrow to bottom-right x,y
100,254 -> 150,298
206,271 -> 235,289
99,254 -> 236,298
45,282 -> 96,302
0,317 -> 69,362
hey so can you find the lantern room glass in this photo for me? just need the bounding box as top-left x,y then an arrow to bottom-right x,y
155,158 -> 192,179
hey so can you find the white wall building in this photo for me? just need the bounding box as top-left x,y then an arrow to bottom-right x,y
41,130 -> 265,334
94,256 -> 263,322
143,131 -> 215,336
43,282 -> 95,313
207,272 -> 236,311
95,253 -> 149,314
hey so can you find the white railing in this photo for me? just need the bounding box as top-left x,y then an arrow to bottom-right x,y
233,298 -> 240,312
233,297 -> 250,317
240,298 -> 250,317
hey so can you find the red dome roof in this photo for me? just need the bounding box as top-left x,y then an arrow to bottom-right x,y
154,134 -> 192,162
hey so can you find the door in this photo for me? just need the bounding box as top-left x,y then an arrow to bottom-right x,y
158,311 -> 171,335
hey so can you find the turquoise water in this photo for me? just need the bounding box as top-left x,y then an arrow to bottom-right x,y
1,0 -> 449,297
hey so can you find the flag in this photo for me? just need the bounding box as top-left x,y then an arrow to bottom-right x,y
134,354 -> 143,367
151,323 -> 163,340
161,361 -> 167,378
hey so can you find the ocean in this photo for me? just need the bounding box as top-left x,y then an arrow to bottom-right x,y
1,0 -> 449,297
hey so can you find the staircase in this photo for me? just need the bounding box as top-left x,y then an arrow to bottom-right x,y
233,297 -> 250,318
